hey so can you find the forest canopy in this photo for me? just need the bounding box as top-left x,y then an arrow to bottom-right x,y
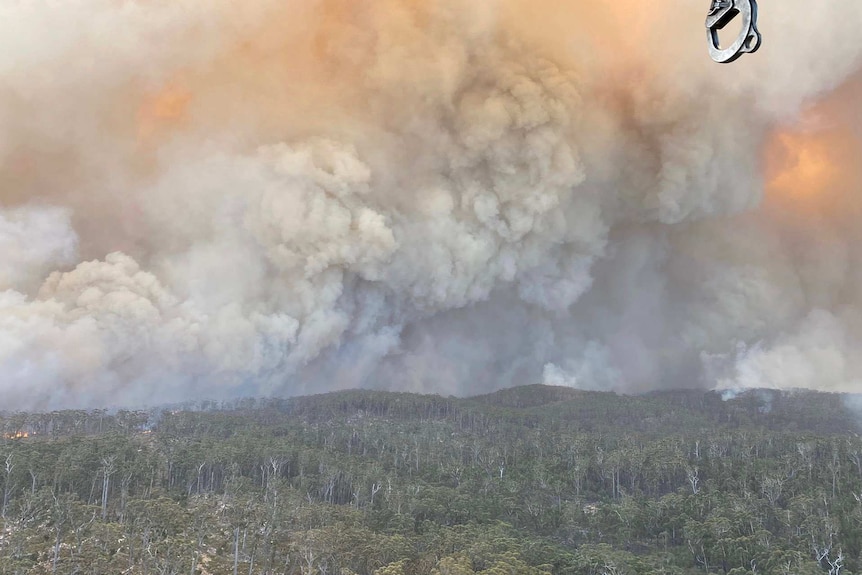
2,385 -> 861,575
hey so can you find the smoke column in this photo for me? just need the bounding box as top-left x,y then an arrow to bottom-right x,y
2,0 -> 862,409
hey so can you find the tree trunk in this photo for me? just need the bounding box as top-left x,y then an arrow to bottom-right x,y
234,527 -> 240,575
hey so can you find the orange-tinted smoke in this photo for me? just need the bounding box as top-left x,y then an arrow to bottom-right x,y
767,128 -> 842,201
125,0 -> 684,154
763,74 -> 862,219
137,79 -> 192,143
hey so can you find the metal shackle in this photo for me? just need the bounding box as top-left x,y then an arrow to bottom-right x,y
706,0 -> 762,63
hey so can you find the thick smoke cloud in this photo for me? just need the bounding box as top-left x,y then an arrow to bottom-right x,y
2,0 -> 862,409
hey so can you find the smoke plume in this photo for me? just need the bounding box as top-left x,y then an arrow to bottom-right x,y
2,0 -> 862,409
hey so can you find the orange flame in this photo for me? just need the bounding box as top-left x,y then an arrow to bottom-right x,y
3,431 -> 30,439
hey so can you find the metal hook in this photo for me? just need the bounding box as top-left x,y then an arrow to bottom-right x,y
706,0 -> 761,64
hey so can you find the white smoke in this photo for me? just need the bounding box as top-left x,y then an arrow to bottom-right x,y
2,0 -> 862,409
0,206 -> 77,292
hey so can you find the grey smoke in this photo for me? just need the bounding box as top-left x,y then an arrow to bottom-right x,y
1,0 -> 862,409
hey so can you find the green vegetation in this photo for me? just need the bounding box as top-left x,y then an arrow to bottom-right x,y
2,385 -> 862,574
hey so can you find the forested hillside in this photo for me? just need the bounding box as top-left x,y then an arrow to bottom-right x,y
2,386 -> 862,574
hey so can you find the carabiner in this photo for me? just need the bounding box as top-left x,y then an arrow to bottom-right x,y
706,0 -> 761,64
